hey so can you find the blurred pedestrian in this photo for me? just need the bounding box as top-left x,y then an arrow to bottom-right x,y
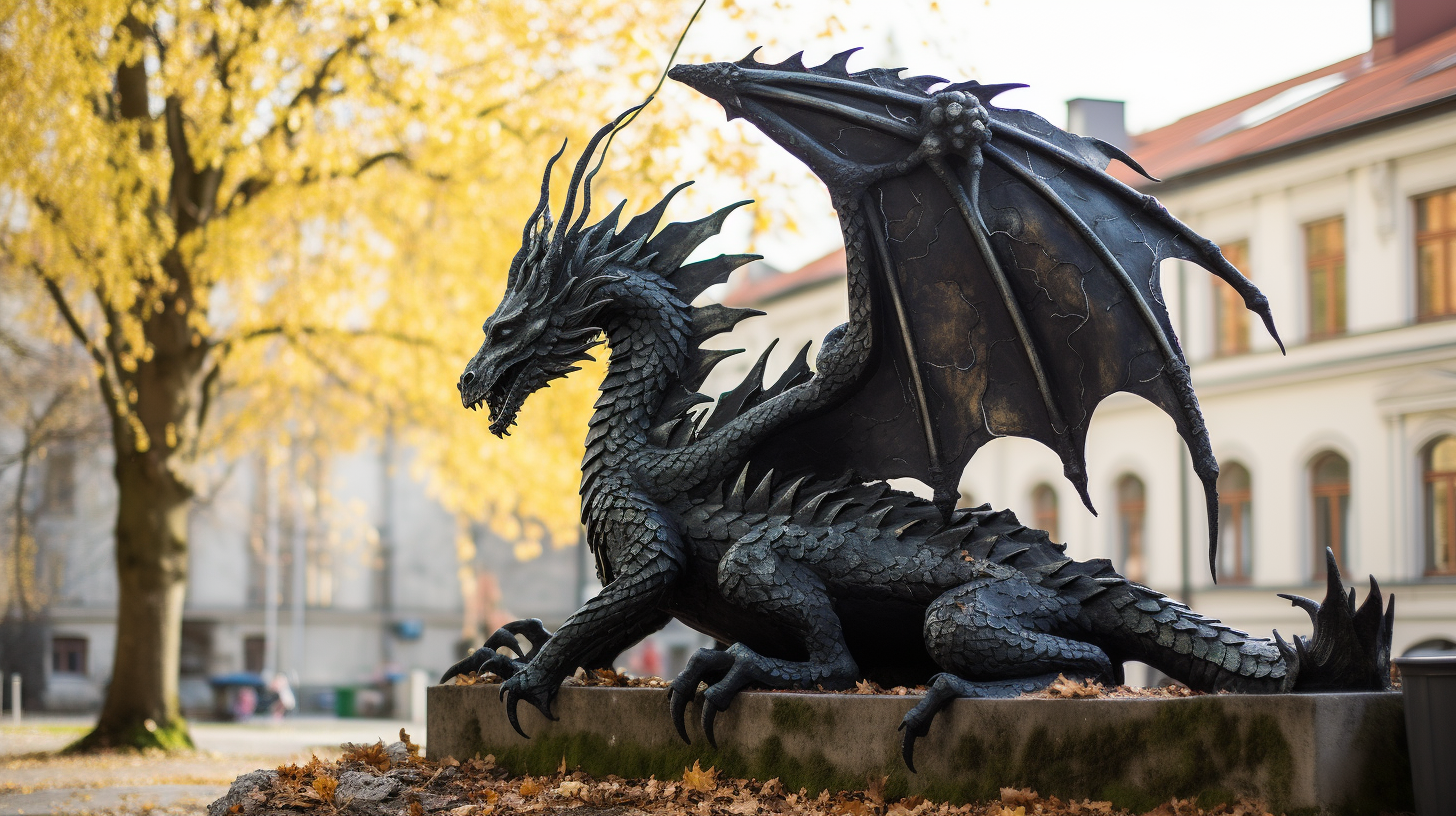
269,673 -> 297,720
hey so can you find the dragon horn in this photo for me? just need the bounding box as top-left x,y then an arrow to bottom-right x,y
508,141 -> 566,290
556,102 -> 650,247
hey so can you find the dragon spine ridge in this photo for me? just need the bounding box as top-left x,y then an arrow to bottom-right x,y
451,49 -> 1396,769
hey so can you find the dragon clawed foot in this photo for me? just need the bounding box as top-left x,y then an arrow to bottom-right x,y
499,671 -> 559,739
668,644 -> 855,748
439,618 -> 555,686
1276,548 -> 1395,692
899,672 -> 1064,773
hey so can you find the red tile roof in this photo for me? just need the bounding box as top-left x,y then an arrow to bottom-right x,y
1112,26 -> 1456,188
721,249 -> 846,307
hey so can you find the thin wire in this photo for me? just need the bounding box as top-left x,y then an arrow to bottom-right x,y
582,0 -> 708,188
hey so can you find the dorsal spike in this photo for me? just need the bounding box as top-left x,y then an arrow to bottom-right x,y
691,304 -> 763,340
746,468 -> 776,514
647,201 -> 753,275
813,48 -> 861,76
697,340 -> 776,435
859,504 -> 895,531
670,254 -> 761,303
820,496 -> 858,525
654,385 -> 713,425
647,418 -> 682,448
724,463 -> 754,513
792,489 -> 834,526
762,342 -> 813,398
594,199 -> 627,236
615,181 -> 693,251
669,416 -> 696,448
768,475 -> 809,517
682,347 -> 744,392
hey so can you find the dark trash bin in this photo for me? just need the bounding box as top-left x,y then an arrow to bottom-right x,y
334,686 -> 356,718
1395,655 -> 1456,816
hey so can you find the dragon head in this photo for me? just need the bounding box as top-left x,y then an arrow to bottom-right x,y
458,117 -> 637,437
461,105 -> 765,438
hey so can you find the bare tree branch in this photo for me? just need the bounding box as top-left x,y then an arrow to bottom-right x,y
33,266 -> 125,428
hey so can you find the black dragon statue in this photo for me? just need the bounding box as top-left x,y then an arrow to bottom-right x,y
446,50 -> 1395,769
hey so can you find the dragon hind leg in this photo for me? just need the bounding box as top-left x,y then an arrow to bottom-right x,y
899,568 -> 1116,771
668,540 -> 858,746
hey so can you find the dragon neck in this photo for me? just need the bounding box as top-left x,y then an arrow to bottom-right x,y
585,272 -> 691,455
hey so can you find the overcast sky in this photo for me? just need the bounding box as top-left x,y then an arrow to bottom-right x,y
671,0 -> 1375,270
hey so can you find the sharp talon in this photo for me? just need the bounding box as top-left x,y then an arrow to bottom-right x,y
701,700 -> 721,748
504,692 -> 530,739
440,646 -> 491,684
669,688 -> 692,744
900,728 -> 919,774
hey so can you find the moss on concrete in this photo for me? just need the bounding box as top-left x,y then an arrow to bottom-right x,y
1336,695 -> 1413,816
897,700 -> 1298,812
770,699 -> 835,735
434,688 -> 1412,813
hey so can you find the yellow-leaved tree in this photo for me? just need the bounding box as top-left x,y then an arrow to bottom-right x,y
0,0 -> 756,751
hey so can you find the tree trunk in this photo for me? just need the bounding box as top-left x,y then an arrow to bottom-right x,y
70,447 -> 194,751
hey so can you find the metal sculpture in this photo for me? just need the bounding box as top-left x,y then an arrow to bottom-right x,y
447,51 -> 1395,769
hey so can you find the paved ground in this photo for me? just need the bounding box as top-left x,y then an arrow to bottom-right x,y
0,716 -> 422,816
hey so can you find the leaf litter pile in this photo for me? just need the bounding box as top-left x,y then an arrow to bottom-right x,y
208,727 -> 1282,816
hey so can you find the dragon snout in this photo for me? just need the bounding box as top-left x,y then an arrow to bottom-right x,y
459,365 -> 488,410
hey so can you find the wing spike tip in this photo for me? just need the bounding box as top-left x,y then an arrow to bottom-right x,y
813,48 -> 862,76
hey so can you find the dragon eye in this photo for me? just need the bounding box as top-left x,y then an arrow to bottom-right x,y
497,326 -> 514,339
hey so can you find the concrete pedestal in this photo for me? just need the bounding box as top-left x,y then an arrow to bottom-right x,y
427,685 -> 1411,815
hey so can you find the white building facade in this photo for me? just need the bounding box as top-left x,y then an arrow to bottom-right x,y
707,3 -> 1456,680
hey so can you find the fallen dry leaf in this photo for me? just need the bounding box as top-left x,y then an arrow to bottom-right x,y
681,760 -> 719,792
517,778 -> 543,797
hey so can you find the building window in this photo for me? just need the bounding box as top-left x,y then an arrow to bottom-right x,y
243,635 -> 267,674
1304,217 -> 1347,340
1423,436 -> 1456,576
1310,451 -> 1351,574
1117,474 -> 1147,583
52,637 -> 87,675
1031,483 -> 1059,541
1218,462 -> 1254,583
1214,240 -> 1252,357
1416,187 -> 1456,322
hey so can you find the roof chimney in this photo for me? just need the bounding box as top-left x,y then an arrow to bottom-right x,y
1066,98 -> 1128,151
1373,0 -> 1456,58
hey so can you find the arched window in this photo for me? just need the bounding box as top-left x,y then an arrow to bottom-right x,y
1310,452 -> 1351,574
1031,483 -> 1059,542
1218,463 -> 1254,583
1423,436 -> 1456,576
1117,475 -> 1147,583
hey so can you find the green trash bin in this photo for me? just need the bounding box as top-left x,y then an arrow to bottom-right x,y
334,687 -> 356,718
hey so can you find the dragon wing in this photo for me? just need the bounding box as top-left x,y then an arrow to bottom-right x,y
671,50 -> 1282,579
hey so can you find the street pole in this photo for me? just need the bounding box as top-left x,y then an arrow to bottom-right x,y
10,673 -> 19,723
263,452 -> 280,680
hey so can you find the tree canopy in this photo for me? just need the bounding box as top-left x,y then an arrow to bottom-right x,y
0,0 -> 766,749
0,0 -> 764,543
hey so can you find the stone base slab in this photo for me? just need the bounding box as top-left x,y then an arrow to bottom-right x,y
427,685 -> 1411,815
